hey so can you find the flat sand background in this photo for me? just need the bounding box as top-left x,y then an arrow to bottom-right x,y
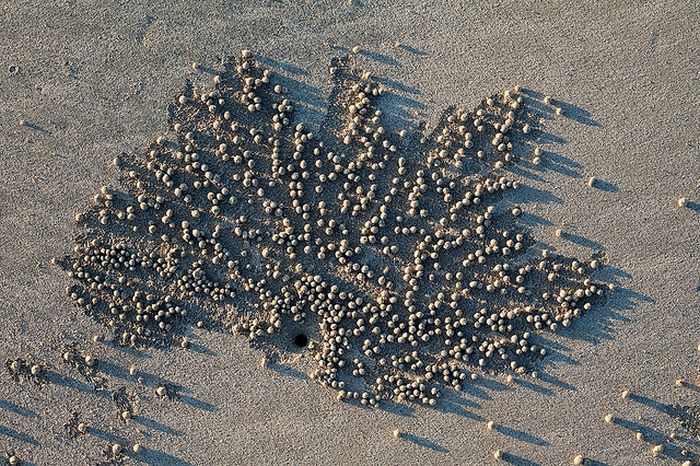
0,1 -> 698,465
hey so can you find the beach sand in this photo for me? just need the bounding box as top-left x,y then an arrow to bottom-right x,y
1,1 -> 699,465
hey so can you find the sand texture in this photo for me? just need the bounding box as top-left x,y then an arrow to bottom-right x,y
0,1 -> 699,465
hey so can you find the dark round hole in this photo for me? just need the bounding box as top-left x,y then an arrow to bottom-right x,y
293,333 -> 308,348
7,65 -> 18,75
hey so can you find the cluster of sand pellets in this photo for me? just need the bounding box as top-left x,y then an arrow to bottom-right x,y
58,50 -> 611,408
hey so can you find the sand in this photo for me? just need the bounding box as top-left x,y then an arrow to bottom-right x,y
1,0 -> 699,465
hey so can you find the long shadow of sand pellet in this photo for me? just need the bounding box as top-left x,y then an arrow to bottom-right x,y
629,393 -> 673,414
536,372 -> 577,392
686,200 -> 700,213
0,400 -> 39,418
400,432 -> 449,453
133,416 -> 184,436
44,370 -> 111,399
493,424 -> 550,447
501,452 -> 544,466
560,232 -> 604,251
89,427 -> 127,444
434,400 -> 483,422
177,394 -> 216,412
0,425 -> 39,445
396,44 -> 428,56
582,460 -> 609,466
589,178 -> 619,193
267,360 -> 308,381
513,379 -> 555,397
138,447 -> 196,466
187,342 -> 218,356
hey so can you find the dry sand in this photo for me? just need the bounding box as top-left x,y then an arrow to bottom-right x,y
1,1 -> 699,465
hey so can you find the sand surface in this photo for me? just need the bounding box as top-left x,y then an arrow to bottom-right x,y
1,1 -> 699,465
